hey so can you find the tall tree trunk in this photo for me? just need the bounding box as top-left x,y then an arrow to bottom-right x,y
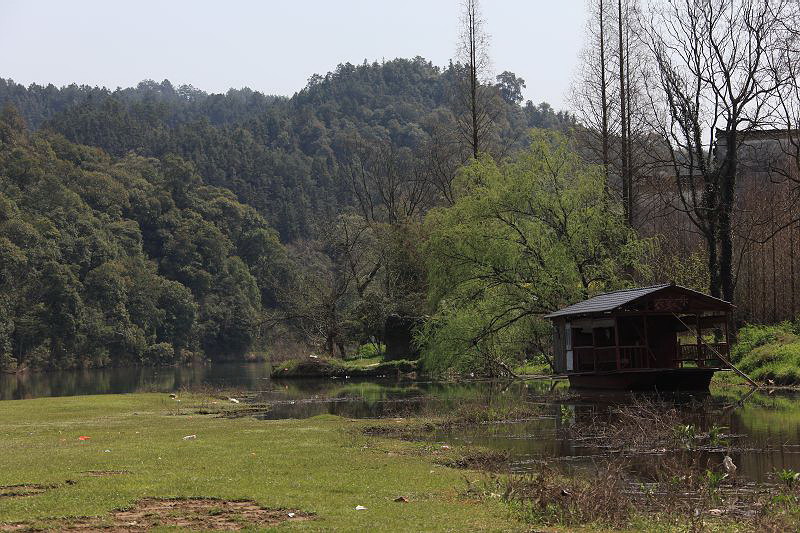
719,129 -> 737,304
772,224 -> 777,322
617,0 -> 630,225
792,223 -> 796,317
708,228 -> 720,298
599,0 -> 610,183
624,10 -> 633,225
468,1 -> 479,159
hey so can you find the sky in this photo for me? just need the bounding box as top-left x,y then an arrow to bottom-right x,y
0,1 -> 586,110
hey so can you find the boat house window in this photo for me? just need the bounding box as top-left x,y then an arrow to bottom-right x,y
593,327 -> 614,347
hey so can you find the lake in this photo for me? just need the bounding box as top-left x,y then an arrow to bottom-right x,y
2,362 -> 799,482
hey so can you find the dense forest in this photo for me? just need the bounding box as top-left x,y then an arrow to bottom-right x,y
0,60 -> 572,241
0,105 -> 290,370
0,57 -> 574,371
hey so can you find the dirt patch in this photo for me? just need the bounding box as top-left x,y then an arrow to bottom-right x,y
0,484 -> 51,498
362,422 -> 436,440
0,498 -> 313,531
436,449 -> 511,472
81,471 -> 130,477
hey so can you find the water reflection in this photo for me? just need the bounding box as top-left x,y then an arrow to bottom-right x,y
0,363 -> 272,400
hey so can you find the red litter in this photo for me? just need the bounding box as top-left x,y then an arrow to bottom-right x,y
78,436 -> 91,441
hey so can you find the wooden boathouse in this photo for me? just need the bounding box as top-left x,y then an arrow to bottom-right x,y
545,284 -> 734,390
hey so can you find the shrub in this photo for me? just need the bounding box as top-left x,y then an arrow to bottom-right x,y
351,342 -> 385,360
144,343 -> 175,365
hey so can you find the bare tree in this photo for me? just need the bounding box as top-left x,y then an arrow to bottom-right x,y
643,0 -> 793,302
571,0 -> 614,181
275,215 -> 381,358
342,138 -> 437,225
617,0 -> 631,224
572,0 -> 653,224
454,0 -> 498,159
338,136 -> 435,328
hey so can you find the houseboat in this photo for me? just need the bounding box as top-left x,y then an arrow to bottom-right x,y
545,284 -> 734,390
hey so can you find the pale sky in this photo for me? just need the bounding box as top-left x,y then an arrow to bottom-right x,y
0,1 -> 586,110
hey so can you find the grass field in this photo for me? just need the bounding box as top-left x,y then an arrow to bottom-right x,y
3,389 -> 799,532
0,392 -> 522,532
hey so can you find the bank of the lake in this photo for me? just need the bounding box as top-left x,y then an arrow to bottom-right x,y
0,392 -> 522,532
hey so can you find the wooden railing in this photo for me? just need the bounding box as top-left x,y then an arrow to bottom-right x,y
676,343 -> 728,367
573,345 -> 650,372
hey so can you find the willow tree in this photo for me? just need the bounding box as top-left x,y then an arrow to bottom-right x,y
418,131 -> 647,376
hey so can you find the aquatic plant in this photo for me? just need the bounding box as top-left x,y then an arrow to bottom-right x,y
707,424 -> 728,447
704,469 -> 725,490
559,405 -> 573,424
777,468 -> 800,488
672,424 -> 697,449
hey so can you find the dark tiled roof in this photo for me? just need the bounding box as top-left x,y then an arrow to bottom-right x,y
544,284 -> 673,319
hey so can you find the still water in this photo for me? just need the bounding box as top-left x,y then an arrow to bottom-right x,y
3,363 -> 800,482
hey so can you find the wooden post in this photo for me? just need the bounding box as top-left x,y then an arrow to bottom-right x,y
591,324 -> 597,372
614,316 -> 621,370
642,314 -> 649,368
672,311 -> 758,389
723,313 -> 730,360
696,313 -> 702,366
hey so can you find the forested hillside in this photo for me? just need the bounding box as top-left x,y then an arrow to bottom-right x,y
0,57 -> 577,372
0,106 -> 288,370
1,59 -> 573,240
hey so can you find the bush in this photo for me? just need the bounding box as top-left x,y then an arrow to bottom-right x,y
143,343 -> 175,365
351,342 -> 385,360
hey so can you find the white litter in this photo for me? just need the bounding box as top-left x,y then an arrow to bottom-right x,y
355,505 -> 367,511
229,398 -> 240,404
183,434 -> 197,440
723,455 -> 737,476
287,512 -> 296,518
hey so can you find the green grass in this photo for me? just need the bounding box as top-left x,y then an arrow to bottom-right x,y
339,356 -> 384,368
349,343 -> 386,360
3,391 -> 798,532
731,323 -> 800,385
0,393 -> 522,532
513,360 -> 551,376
